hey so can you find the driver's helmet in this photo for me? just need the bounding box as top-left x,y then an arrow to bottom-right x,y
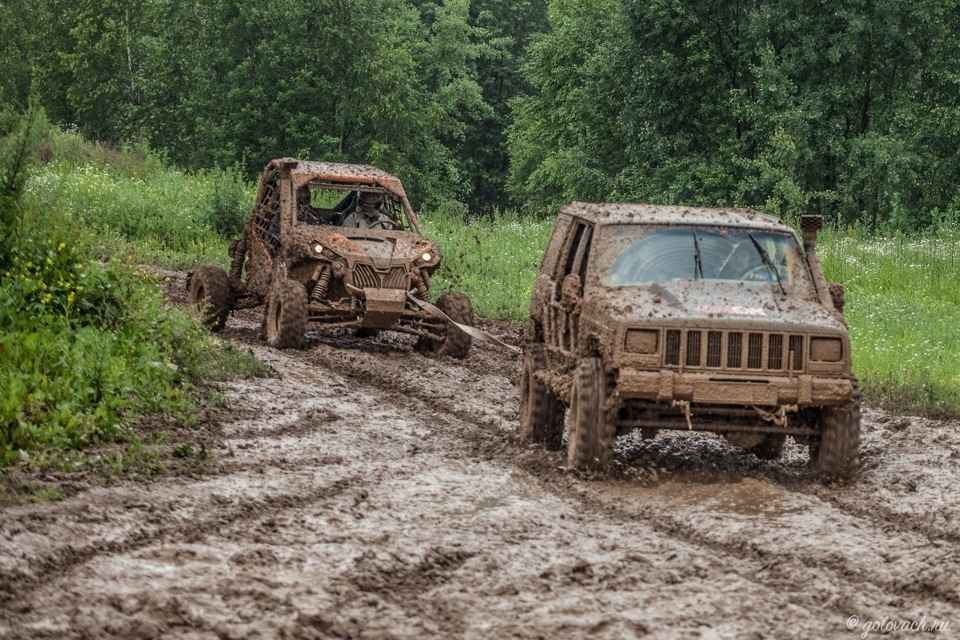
357,192 -> 384,217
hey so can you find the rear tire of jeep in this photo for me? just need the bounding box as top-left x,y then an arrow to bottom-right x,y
187,266 -> 231,332
519,344 -> 564,450
265,280 -> 307,349
567,357 -> 616,469
809,377 -> 861,483
430,291 -> 474,359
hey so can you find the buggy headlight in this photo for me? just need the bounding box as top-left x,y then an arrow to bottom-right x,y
421,252 -> 432,262
313,243 -> 324,255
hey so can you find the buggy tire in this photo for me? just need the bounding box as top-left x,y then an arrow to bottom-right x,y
187,265 -> 231,332
567,357 -> 616,469
749,434 -> 786,460
418,291 -> 474,359
810,377 -> 861,483
519,343 -> 564,450
265,279 -> 308,349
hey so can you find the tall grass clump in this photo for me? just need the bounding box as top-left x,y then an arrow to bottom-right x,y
820,227 -> 960,417
0,104 -> 265,468
25,126 -> 253,269
420,211 -> 554,322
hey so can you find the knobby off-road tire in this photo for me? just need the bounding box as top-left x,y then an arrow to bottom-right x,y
568,357 -> 617,469
265,280 -> 308,349
809,377 -> 861,483
428,291 -> 474,359
519,343 -> 564,450
187,265 -> 231,332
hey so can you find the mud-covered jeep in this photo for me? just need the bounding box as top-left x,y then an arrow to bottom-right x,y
187,158 -> 473,357
520,203 -> 859,482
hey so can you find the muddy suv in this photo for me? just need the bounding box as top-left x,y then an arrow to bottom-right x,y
187,158 -> 473,357
520,203 -> 859,482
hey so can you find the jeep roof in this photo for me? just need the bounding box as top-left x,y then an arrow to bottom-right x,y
560,201 -> 790,232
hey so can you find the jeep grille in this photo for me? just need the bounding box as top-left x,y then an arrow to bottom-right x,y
352,264 -> 410,290
664,329 -> 804,372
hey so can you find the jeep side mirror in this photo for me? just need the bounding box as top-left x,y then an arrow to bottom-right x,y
561,273 -> 582,310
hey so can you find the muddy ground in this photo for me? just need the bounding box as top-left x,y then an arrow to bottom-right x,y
1,273 -> 959,639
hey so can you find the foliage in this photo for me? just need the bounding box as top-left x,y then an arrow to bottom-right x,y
0,0 -> 548,212
509,0 -> 960,230
0,106 -> 265,469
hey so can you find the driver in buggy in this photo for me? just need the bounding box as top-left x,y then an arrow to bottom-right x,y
339,191 -> 392,229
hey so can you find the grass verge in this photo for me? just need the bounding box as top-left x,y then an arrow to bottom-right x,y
0,104 -> 268,498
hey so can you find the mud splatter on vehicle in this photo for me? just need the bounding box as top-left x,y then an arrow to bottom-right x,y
187,158 -> 474,357
521,203 -> 859,482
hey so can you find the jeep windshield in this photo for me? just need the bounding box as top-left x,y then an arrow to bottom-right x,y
598,225 -> 814,290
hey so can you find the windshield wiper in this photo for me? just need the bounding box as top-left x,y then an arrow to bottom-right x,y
693,231 -> 704,280
748,232 -> 786,295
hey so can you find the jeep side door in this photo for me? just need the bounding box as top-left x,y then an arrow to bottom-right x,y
545,217 -> 593,357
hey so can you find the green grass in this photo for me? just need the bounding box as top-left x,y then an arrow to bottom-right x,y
0,108 -> 267,473
420,212 -> 554,322
25,126 -> 248,269
820,229 -> 960,417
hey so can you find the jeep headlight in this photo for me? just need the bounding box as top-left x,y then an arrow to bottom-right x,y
810,336 -> 843,362
624,329 -> 659,354
312,242 -> 324,255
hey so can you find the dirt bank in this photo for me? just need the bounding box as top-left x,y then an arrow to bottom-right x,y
1,286 -> 958,638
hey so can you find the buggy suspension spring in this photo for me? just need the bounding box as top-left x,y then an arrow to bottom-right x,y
311,264 -> 332,303
412,269 -> 429,300
229,232 -> 247,286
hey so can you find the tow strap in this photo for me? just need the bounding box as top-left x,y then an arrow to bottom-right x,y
406,293 -> 521,354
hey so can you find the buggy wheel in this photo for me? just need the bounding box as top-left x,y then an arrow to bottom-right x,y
567,357 -> 616,469
187,266 -> 231,332
417,291 -> 474,359
809,377 -> 861,483
519,343 -> 564,450
265,280 -> 307,349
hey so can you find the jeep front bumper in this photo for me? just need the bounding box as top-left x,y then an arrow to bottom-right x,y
617,369 -> 852,407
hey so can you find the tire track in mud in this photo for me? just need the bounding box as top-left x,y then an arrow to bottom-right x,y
5,312 -> 960,638
248,328 -> 960,627
0,475 -> 359,608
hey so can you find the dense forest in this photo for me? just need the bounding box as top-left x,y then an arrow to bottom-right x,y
2,0 -> 960,227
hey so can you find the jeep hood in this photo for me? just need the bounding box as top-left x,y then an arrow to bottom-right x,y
583,280 -> 847,335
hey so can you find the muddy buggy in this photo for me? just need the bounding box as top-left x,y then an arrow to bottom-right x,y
520,203 -> 860,483
187,158 -> 473,357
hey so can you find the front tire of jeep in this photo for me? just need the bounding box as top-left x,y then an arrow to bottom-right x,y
809,377 -> 861,483
567,357 -> 616,469
519,343 -> 564,450
265,279 -> 307,349
187,265 -> 231,332
422,291 -> 474,359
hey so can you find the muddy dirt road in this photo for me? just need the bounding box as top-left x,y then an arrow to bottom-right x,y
2,300 -> 959,638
